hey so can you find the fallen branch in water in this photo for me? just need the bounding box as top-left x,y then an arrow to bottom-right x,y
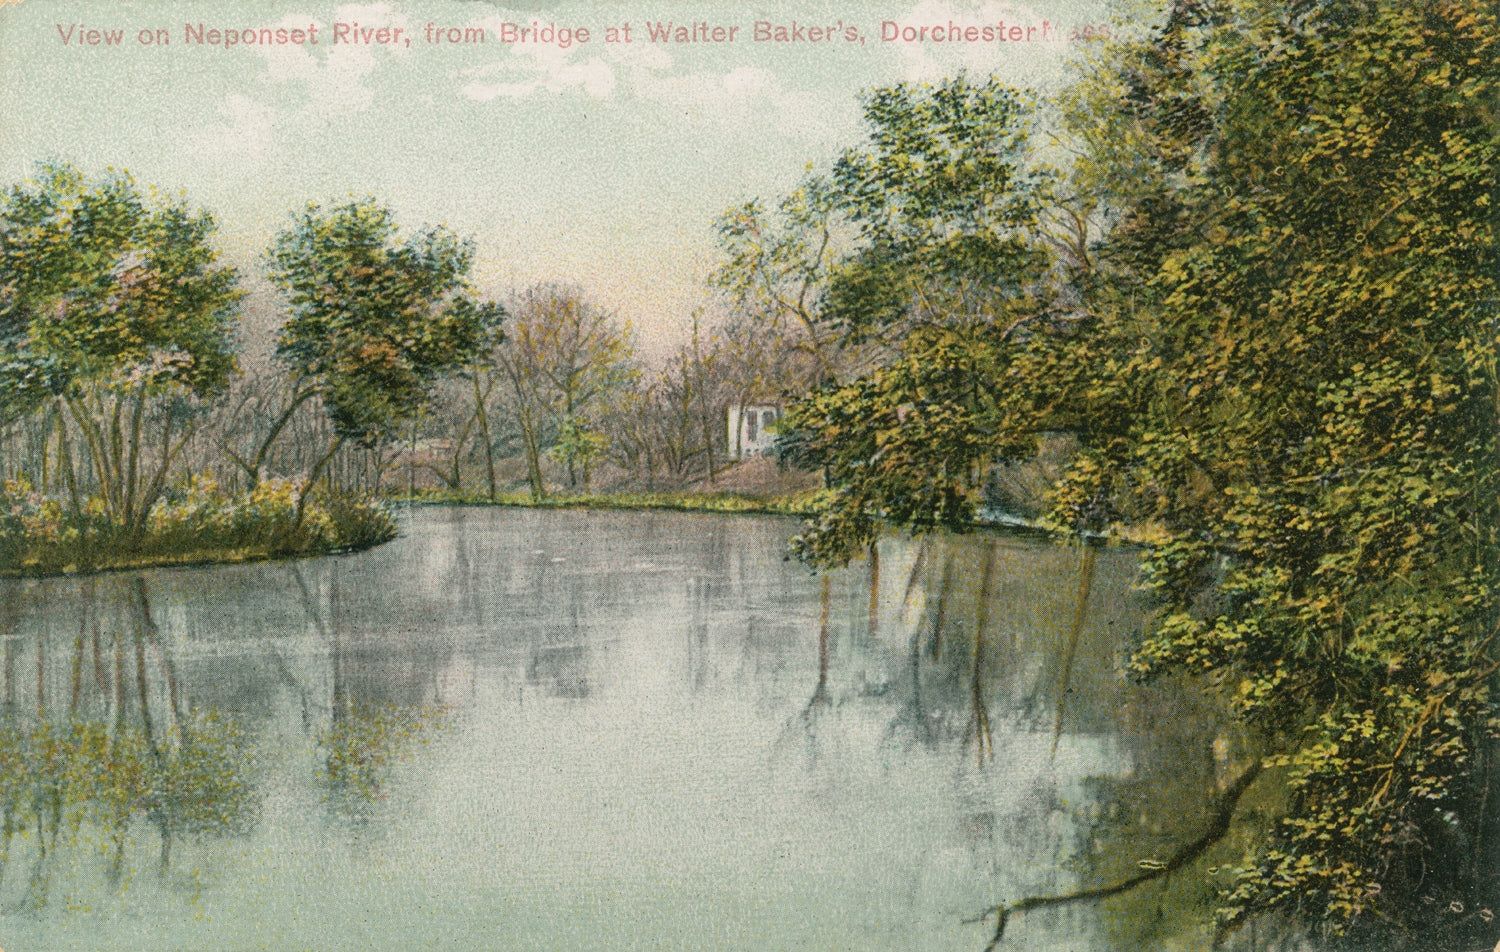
966,758 -> 1264,951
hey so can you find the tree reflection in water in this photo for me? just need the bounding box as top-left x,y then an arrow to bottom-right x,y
319,700 -> 450,824
0,577 -> 256,912
0,563 -> 459,912
771,530 -> 1256,951
288,562 -> 454,825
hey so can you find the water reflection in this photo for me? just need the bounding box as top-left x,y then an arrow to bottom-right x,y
0,507 -> 1246,952
0,577 -> 257,914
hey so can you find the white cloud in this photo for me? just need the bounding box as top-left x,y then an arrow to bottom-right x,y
635,66 -> 770,118
460,51 -> 616,101
458,80 -> 535,102
251,5 -> 413,114
460,14 -> 618,100
600,38 -> 673,73
721,66 -> 772,97
185,94 -> 278,168
625,65 -> 844,143
449,12 -> 831,142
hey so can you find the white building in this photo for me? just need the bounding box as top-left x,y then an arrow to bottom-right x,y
727,404 -> 781,459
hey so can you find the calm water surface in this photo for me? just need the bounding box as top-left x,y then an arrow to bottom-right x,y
0,507 -> 1241,952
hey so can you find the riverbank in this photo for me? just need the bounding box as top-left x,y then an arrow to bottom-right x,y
2,479 -> 1152,579
390,487 -> 822,517
387,487 -> 1148,546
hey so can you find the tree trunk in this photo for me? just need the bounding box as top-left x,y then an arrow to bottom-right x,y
702,409 -> 717,486
126,412 -> 199,551
295,436 -> 347,530
50,400 -> 82,518
226,385 -> 320,492
519,408 -> 545,500
473,374 -> 497,500
123,379 -> 149,530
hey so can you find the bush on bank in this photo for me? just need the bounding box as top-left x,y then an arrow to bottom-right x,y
0,475 -> 397,575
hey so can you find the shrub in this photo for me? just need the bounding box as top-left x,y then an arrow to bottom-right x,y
0,473 -> 397,574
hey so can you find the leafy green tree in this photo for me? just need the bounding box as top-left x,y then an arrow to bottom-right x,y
713,77 -> 1052,400
549,417 -> 609,492
784,1 -> 1500,947
264,198 -> 501,517
1108,3 -> 1500,945
0,162 -> 242,547
712,178 -> 844,387
820,77 -> 1053,343
776,76 -> 1059,562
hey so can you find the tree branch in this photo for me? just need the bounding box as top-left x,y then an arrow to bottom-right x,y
968,758 -> 1264,951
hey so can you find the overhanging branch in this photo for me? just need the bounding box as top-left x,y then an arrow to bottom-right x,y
967,758 -> 1264,951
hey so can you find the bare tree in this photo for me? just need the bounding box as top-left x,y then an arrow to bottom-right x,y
493,284 -> 633,498
711,179 -> 843,390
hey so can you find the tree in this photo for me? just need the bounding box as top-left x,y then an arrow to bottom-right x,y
712,178 -> 845,389
599,375 -> 660,489
774,76 -> 1059,562
0,162 -> 242,548
711,81 -> 1051,413
466,361 -> 501,500
264,198 -> 501,518
685,315 -> 737,484
631,328 -> 733,488
1102,3 -> 1500,945
785,1 -> 1500,948
820,76 -> 1054,344
494,283 -> 633,498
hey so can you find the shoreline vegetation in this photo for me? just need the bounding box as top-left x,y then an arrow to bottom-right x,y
393,487 -> 1165,544
395,485 -> 822,517
0,477 -> 1144,579
0,475 -> 398,578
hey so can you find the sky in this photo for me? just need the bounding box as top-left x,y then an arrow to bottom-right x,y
0,0 -> 1129,363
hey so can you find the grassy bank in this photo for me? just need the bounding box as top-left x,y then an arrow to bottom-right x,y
389,486 -> 824,516
1,476 -> 397,577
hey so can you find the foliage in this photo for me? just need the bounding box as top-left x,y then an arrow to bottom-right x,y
711,77 -> 1052,397
548,416 -> 609,487
784,323 -> 1032,564
268,198 -> 501,448
141,475 -> 397,558
493,283 -> 634,497
821,77 -> 1054,342
0,473 -> 396,573
395,485 -> 821,516
1104,2 -> 1500,944
0,162 -> 243,540
779,75 -> 1061,565
778,0 -> 1500,947
0,163 -> 240,405
317,488 -> 401,552
712,178 -> 844,386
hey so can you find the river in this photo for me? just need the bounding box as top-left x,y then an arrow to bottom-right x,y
0,506 -> 1246,952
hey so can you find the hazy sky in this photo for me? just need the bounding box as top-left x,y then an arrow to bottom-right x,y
1,0 -> 1124,361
